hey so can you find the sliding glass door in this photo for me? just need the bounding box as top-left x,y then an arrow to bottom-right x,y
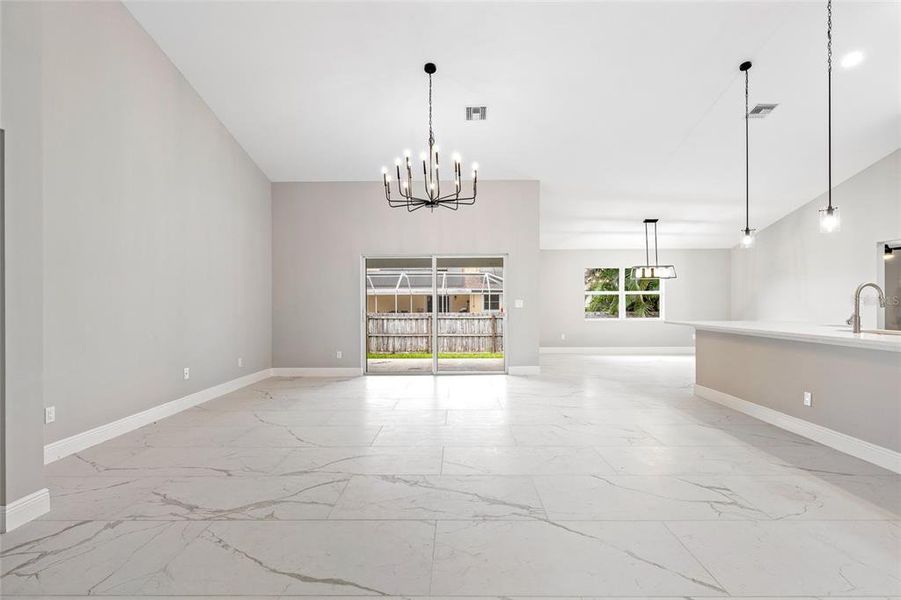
435,257 -> 505,373
364,256 -> 505,374
365,257 -> 434,374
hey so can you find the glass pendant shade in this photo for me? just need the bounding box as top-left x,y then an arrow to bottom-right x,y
739,228 -> 756,249
818,205 -> 841,233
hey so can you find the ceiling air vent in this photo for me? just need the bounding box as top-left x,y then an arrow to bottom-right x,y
466,106 -> 487,121
748,103 -> 778,119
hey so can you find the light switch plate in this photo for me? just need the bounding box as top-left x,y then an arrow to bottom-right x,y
514,299 -> 524,309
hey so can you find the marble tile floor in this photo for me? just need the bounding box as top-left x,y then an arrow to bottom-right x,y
1,354 -> 899,598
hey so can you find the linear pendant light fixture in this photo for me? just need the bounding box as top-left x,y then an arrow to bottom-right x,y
818,0 -> 841,232
739,60 -> 756,249
633,219 -> 676,279
381,62 -> 479,212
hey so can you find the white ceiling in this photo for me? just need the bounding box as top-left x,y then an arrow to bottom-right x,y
125,1 -> 900,249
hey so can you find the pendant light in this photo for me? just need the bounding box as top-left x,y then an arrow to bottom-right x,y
632,219 -> 676,279
739,61 -> 756,248
818,0 -> 840,232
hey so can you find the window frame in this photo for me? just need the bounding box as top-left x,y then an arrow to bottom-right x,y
483,293 -> 501,312
584,267 -> 665,322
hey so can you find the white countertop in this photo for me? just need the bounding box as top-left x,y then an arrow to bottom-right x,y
667,320 -> 901,353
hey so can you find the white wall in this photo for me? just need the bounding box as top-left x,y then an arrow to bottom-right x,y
3,0 -> 273,459
1,0 -> 46,506
540,249 -> 731,348
731,150 -> 901,327
272,181 -> 540,370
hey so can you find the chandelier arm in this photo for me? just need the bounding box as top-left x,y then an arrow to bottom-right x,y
421,158 -> 430,199
448,195 -> 476,206
406,163 -> 414,199
436,189 -> 469,202
436,165 -> 441,199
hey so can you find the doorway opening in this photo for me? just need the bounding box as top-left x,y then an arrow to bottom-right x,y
364,256 -> 506,374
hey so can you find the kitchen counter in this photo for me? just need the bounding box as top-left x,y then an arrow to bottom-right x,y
671,320 -> 901,471
667,320 -> 901,353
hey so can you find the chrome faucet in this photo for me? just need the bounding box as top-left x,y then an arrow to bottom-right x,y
847,282 -> 886,333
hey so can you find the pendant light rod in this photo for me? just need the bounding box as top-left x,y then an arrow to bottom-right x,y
644,220 -> 650,266
826,0 -> 833,211
817,0 -> 840,232
740,60 -> 752,233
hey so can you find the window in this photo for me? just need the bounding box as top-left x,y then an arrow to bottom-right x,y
483,293 -> 501,312
427,295 -> 451,313
584,267 -> 662,320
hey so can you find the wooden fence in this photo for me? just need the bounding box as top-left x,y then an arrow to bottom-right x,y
366,313 -> 504,353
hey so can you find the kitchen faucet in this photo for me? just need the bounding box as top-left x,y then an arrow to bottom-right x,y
847,282 -> 886,334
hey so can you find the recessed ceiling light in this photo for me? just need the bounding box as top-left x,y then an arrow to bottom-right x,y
840,50 -> 865,69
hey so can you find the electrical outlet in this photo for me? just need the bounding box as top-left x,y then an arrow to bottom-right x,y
183,367 -> 191,380
560,333 -> 566,341
803,391 -> 813,407
237,357 -> 244,368
514,299 -> 524,308
44,406 -> 55,424
336,350 -> 343,359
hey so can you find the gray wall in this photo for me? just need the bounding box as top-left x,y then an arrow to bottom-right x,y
1,1 -> 46,505
696,330 -> 901,453
2,0 -> 273,489
540,249 -> 731,348
732,150 -> 901,326
272,181 -> 540,369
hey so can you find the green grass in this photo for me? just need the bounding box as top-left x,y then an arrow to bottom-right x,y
368,352 -> 504,359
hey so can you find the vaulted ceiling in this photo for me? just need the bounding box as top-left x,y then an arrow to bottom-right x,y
125,1 -> 900,249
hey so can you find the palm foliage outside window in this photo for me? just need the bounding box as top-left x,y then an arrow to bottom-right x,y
585,268 -> 662,320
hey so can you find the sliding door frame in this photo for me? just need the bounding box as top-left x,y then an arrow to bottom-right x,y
361,253 -> 508,376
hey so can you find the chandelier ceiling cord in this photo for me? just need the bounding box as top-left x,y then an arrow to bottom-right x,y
382,62 -> 478,212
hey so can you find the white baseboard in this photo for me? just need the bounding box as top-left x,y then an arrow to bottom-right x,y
44,369 -> 272,464
540,346 -> 694,355
1,488 -> 50,533
694,384 -> 901,474
508,365 -> 540,375
271,367 -> 363,377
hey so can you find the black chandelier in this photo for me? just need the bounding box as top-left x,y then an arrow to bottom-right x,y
382,62 -> 478,211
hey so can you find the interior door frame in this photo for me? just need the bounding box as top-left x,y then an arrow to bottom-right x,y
361,253 -> 508,376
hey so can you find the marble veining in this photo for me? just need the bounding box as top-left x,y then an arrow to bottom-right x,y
3,354 -> 899,598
